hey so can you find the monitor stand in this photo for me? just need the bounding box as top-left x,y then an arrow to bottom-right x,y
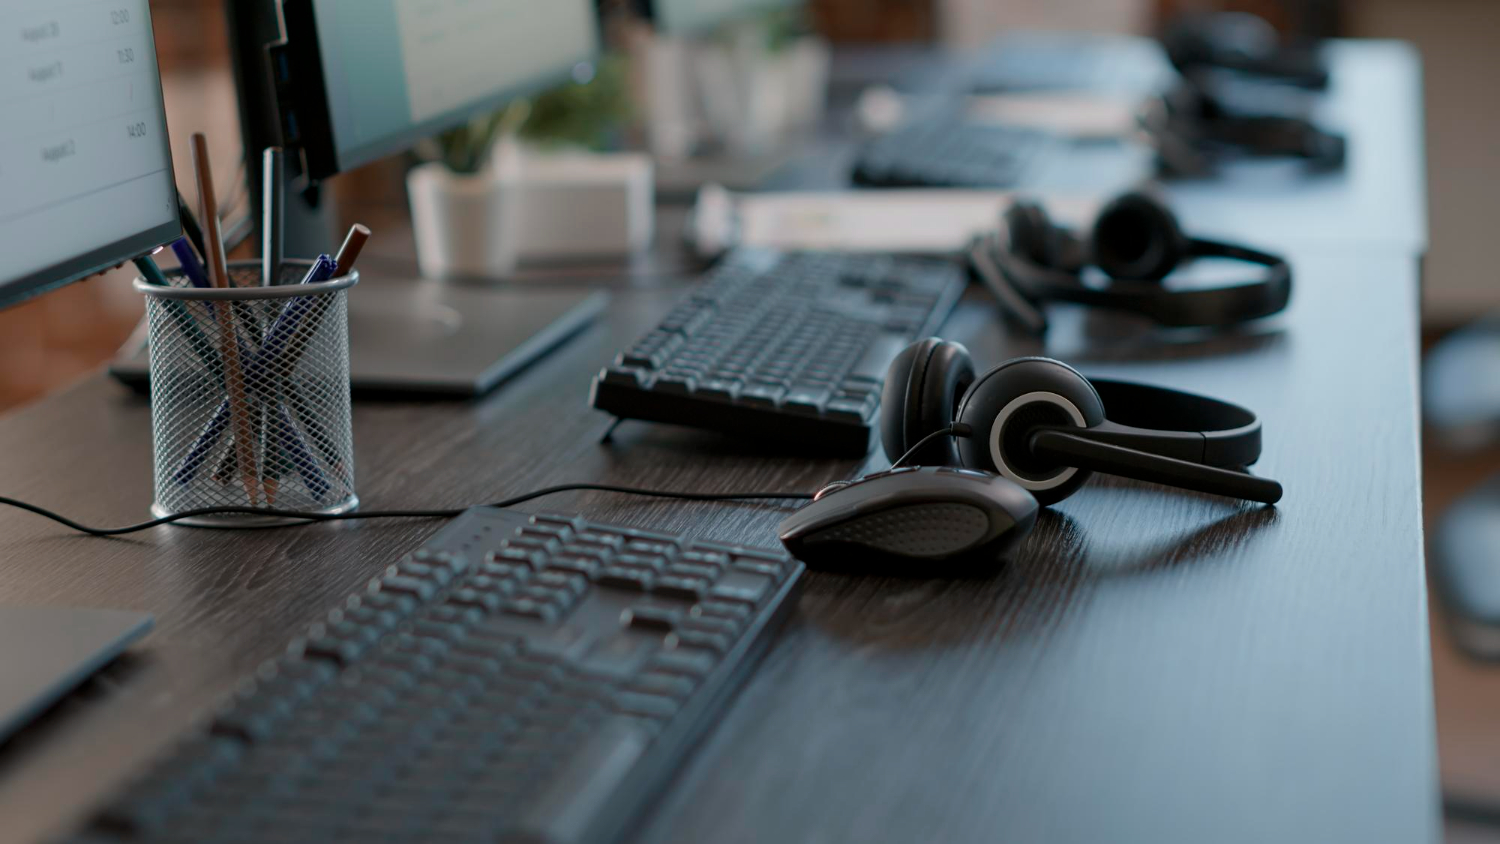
111,270 -> 608,399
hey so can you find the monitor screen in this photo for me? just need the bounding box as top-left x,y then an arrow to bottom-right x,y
0,0 -> 179,310
286,0 -> 599,177
649,0 -> 802,34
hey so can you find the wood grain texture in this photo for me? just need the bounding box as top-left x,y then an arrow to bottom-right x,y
0,44 -> 1435,844
0,242 -> 1435,843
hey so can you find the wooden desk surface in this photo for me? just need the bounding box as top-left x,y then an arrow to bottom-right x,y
0,238 -> 1435,842
0,40 -> 1435,844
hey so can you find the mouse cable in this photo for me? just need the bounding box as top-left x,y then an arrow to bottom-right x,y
890,424 -> 974,470
0,484 -> 816,539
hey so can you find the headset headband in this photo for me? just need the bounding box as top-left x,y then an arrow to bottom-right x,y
982,234 -> 1292,329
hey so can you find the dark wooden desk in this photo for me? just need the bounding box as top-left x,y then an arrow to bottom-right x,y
0,44 -> 1435,844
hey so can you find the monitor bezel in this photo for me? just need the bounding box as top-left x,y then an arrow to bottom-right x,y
280,0 -> 602,181
0,2 -> 181,312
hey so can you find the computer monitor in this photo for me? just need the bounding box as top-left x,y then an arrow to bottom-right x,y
0,0 -> 179,310
120,0 -> 611,398
278,0 -> 600,181
640,0 -> 803,35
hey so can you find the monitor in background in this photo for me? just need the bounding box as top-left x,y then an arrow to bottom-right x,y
280,0 -> 600,180
1,0 -> 179,309
643,0 -> 802,35
124,0 -> 611,399
0,0 -> 161,752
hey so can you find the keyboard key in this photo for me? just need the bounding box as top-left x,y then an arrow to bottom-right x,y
849,333 -> 910,383
622,606 -> 681,632
511,722 -> 650,844
826,398 -> 874,424
377,576 -> 436,602
628,672 -> 696,700
597,567 -> 654,592
710,571 -> 773,607
613,692 -> 679,720
654,577 -> 708,602
654,372 -> 697,395
447,589 -> 503,614
739,383 -> 786,409
648,648 -> 718,678
782,388 -> 831,415
696,379 -> 742,402
600,365 -> 650,388
668,629 -> 731,654
501,599 -> 558,624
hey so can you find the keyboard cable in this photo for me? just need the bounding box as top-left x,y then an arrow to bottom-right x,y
0,484 -> 815,538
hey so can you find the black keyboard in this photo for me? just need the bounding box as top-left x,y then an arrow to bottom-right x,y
590,248 -> 967,456
69,508 -> 804,844
851,120 -> 1050,189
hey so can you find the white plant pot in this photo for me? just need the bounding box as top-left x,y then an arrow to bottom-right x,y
406,160 -> 522,280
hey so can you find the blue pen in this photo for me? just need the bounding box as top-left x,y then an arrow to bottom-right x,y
258,254 -> 336,365
271,405 -> 330,501
170,238 -> 212,288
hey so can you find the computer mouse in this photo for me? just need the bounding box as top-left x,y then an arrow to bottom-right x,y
778,467 -> 1039,570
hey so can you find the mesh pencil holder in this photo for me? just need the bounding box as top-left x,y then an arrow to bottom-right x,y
136,260 -> 359,527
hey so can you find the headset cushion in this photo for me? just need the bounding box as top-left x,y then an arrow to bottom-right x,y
880,338 -> 974,465
1092,191 -> 1190,281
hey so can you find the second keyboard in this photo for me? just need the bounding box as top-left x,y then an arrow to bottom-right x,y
591,249 -> 967,456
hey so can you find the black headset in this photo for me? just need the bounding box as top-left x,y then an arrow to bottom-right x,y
1143,79 -> 1347,178
880,338 -> 1283,506
1161,12 -> 1330,90
970,191 -> 1293,334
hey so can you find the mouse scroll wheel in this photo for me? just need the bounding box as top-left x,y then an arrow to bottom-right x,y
814,481 -> 853,501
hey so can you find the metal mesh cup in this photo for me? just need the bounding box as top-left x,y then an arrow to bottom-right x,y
137,260 -> 358,526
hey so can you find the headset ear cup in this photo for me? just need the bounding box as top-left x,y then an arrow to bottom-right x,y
953,357 -> 1105,505
1091,192 -> 1191,281
1004,201 -> 1059,268
880,341 -> 928,463
913,342 -> 975,465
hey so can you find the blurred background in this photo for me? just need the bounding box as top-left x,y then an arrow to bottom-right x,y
5,2 -> 1500,840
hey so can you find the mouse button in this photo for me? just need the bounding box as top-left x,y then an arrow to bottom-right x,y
813,481 -> 853,501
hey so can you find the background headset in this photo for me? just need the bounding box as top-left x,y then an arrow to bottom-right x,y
970,190 -> 1293,334
1142,78 -> 1347,178
880,338 -> 1284,506
1160,11 -> 1330,90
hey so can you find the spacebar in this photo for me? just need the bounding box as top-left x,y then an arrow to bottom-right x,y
506,721 -> 651,844
848,333 -> 912,383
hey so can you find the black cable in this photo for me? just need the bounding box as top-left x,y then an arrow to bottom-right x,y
890,424 -> 973,469
0,484 -> 814,538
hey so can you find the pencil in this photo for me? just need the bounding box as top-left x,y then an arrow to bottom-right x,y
192,132 -> 260,507
333,224 -> 371,277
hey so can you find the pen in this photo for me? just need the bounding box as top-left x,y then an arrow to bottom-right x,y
170,239 -> 211,288
132,255 -> 170,288
263,148 -> 284,287
334,224 -> 371,277
134,253 -> 221,374
193,132 -> 260,507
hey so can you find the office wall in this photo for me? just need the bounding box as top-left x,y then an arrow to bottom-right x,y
1347,0 -> 1500,324
936,0 -> 1151,46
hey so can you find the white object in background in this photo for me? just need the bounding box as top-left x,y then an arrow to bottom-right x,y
692,187 -> 1101,256
641,24 -> 830,160
407,144 -> 524,279
640,33 -> 701,160
966,92 -> 1142,139
510,149 -> 655,261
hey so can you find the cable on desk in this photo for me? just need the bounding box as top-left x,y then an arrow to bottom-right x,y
0,484 -> 815,538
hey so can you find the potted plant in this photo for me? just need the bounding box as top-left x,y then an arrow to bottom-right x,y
407,59 -> 634,279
